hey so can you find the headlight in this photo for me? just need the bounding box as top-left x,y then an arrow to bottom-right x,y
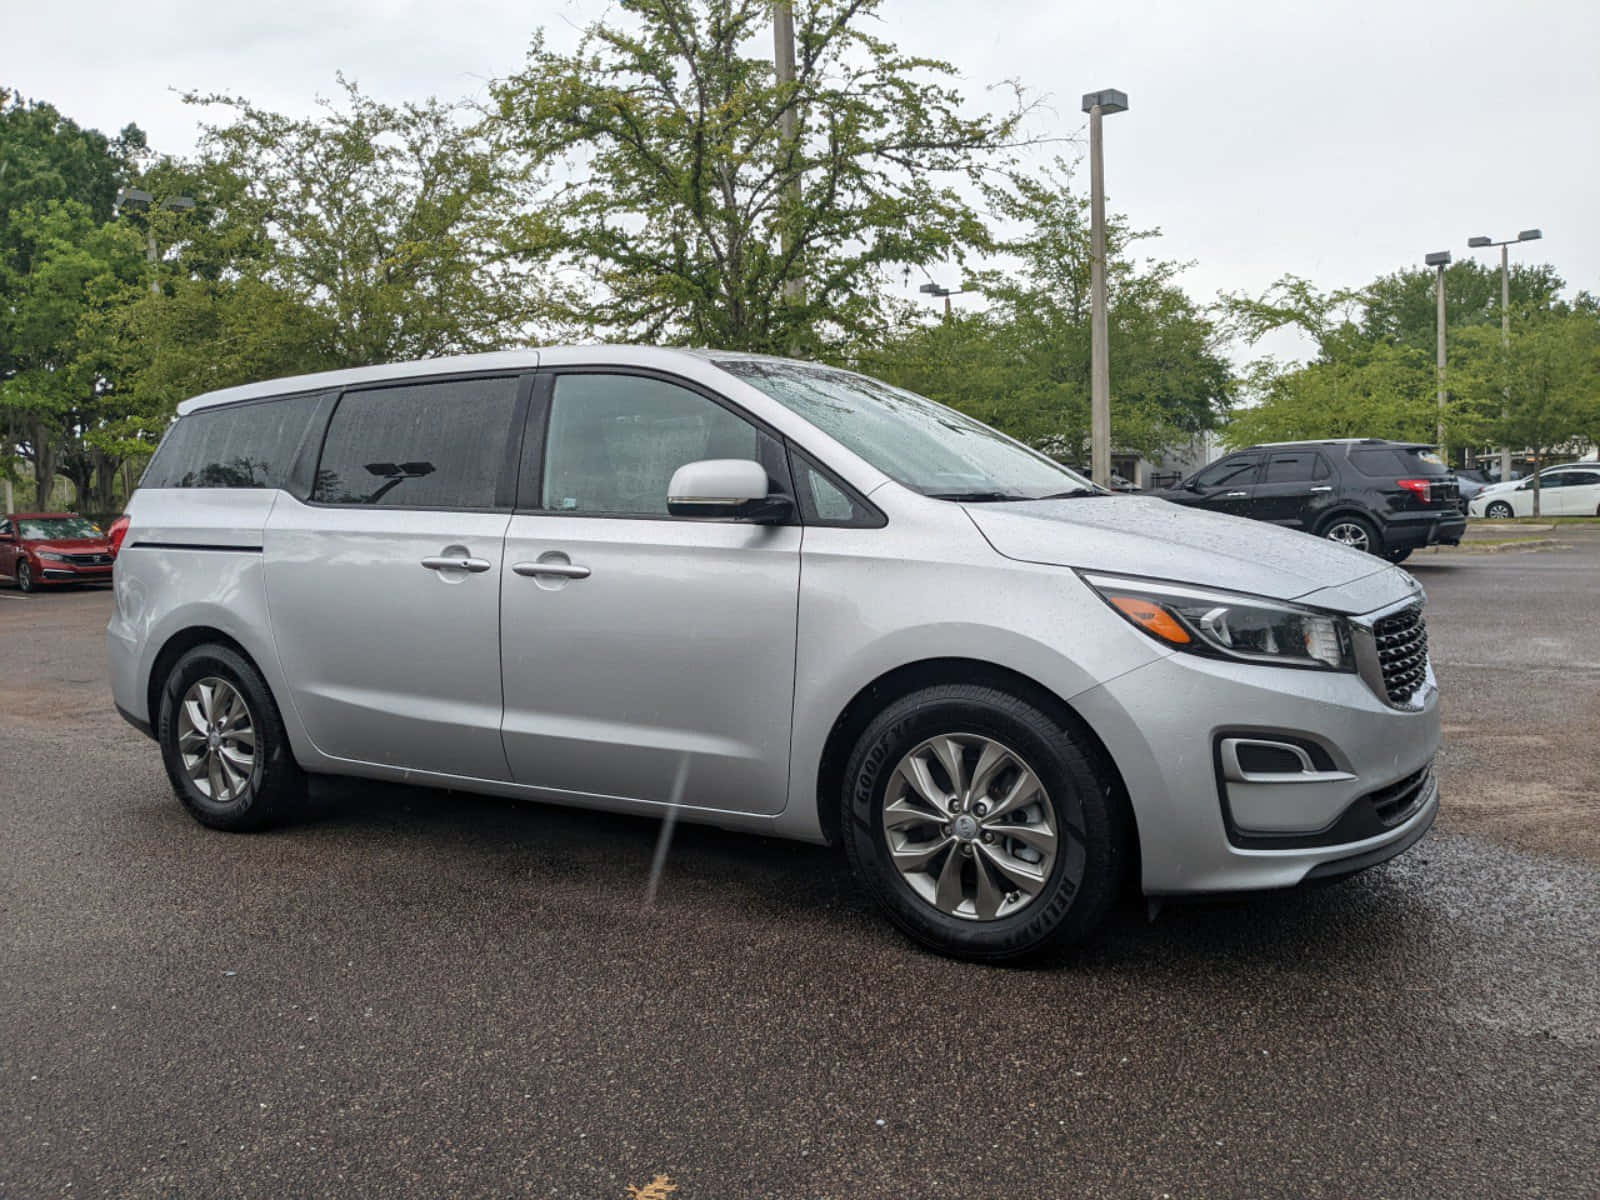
1082,573 -> 1356,672
36,551 -> 67,562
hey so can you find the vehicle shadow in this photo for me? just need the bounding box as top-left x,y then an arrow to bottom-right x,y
292,775 -> 1435,980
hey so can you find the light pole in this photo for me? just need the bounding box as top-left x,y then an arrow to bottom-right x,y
116,188 -> 195,296
1424,250 -> 1451,455
773,3 -> 803,308
918,280 -> 970,321
1466,228 -> 1542,480
1081,88 -> 1127,489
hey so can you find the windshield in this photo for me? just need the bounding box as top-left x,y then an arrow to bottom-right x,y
17,516 -> 103,541
717,359 -> 1098,500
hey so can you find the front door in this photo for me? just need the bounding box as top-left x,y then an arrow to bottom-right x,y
1185,454 -> 1262,518
498,371 -> 800,815
264,373 -> 527,780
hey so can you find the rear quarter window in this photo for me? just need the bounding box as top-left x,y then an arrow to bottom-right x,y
142,393 -> 321,489
1350,447 -> 1449,478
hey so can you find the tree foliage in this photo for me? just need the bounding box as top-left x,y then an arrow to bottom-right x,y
488,0 -> 1034,354
860,169 -> 1230,461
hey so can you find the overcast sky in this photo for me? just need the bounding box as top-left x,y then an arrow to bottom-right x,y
6,0 -> 1598,363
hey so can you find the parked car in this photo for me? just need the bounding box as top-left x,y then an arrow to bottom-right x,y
1153,439 -> 1466,564
1468,464 -> 1600,519
108,349 -> 1439,961
0,512 -> 118,592
1454,465 -> 1524,504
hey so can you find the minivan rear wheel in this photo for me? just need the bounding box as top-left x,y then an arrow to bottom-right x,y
157,644 -> 305,831
841,684 -> 1128,962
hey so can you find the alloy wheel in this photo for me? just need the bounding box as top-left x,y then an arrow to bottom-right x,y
1325,521 -> 1371,553
176,677 -> 258,803
1487,502 -> 1513,519
880,733 -> 1062,921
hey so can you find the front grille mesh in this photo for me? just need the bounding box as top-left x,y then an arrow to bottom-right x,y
66,553 -> 112,565
1374,605 -> 1429,703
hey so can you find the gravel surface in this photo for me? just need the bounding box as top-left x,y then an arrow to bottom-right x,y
2,538 -> 1597,1198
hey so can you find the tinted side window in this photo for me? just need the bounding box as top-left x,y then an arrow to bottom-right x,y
141,393 -> 320,489
540,374 -> 763,517
1564,471 -> 1600,487
1194,456 -> 1259,488
1349,449 -> 1404,476
314,376 -> 521,509
1264,452 -> 1319,483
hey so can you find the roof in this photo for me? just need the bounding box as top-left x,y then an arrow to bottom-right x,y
175,346 -> 808,416
1249,438 -> 1433,450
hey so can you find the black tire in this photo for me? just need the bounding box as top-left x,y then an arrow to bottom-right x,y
841,683 -> 1129,963
16,559 -> 35,593
1485,501 -> 1514,520
1383,547 -> 1412,564
156,643 -> 305,831
1321,513 -> 1383,556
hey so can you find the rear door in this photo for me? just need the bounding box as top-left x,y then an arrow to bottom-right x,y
1246,450 -> 1332,528
1544,470 -> 1598,516
0,518 -> 15,579
497,370 -> 800,815
264,372 -> 529,780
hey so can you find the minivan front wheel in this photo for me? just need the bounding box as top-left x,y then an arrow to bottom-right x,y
157,644 -> 304,831
842,684 -> 1128,962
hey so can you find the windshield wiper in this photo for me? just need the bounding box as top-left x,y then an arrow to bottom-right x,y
925,490 -> 1028,502
1036,487 -> 1106,499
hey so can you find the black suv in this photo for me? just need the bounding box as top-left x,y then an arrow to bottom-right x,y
1154,439 -> 1466,563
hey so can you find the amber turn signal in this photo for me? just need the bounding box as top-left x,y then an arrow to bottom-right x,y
1108,595 -> 1192,645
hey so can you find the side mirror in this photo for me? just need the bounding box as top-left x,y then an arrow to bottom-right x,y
668,459 -> 790,522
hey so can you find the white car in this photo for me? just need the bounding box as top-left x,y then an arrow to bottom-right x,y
1469,465 -> 1600,518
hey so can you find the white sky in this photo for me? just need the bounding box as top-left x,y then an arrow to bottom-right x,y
6,0 -> 1598,366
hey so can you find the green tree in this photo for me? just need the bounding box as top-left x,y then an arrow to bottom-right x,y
186,78 -> 548,369
860,170 -> 1230,463
487,0 -> 1035,354
1451,308 -> 1600,515
0,91 -> 145,507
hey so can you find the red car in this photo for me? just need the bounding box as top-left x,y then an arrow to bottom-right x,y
0,512 -> 119,593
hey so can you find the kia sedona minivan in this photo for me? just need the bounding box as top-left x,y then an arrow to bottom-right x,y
109,348 -> 1439,961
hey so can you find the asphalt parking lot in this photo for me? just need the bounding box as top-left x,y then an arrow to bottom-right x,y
3,535 -> 1598,1199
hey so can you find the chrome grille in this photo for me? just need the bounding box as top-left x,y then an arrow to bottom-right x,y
1374,605 -> 1428,703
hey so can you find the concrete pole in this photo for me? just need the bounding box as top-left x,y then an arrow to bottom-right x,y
1088,103 -> 1111,489
1435,263 -> 1448,454
773,3 -> 803,308
1499,243 -> 1512,483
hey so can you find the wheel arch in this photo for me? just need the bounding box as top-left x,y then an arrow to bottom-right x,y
1312,506 -> 1378,537
146,627 -> 271,742
812,657 -> 1139,882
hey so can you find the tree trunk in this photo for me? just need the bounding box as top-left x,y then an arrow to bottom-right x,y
29,421 -> 59,511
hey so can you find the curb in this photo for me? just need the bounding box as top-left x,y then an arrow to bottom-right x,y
1414,538 -> 1558,556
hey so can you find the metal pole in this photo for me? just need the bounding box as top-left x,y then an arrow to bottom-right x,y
773,3 -> 803,308
146,226 -> 160,297
1088,103 -> 1111,489
1499,243 -> 1511,483
1435,263 -> 1447,454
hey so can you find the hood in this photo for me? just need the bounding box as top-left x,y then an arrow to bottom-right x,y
25,537 -> 112,554
964,496 -> 1418,616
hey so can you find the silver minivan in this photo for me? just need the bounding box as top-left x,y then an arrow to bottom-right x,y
108,347 -> 1439,960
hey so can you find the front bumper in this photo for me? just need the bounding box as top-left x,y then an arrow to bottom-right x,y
1072,636 -> 1440,896
37,561 -> 115,583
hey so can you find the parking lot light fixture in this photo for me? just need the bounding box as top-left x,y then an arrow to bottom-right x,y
1425,251 -> 1452,453
1465,228 -> 1546,480
1081,88 -> 1129,489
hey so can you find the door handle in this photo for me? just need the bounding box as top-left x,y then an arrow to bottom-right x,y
421,555 -> 492,573
1222,491 -> 1249,499
512,561 -> 591,580
1309,485 -> 1334,493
